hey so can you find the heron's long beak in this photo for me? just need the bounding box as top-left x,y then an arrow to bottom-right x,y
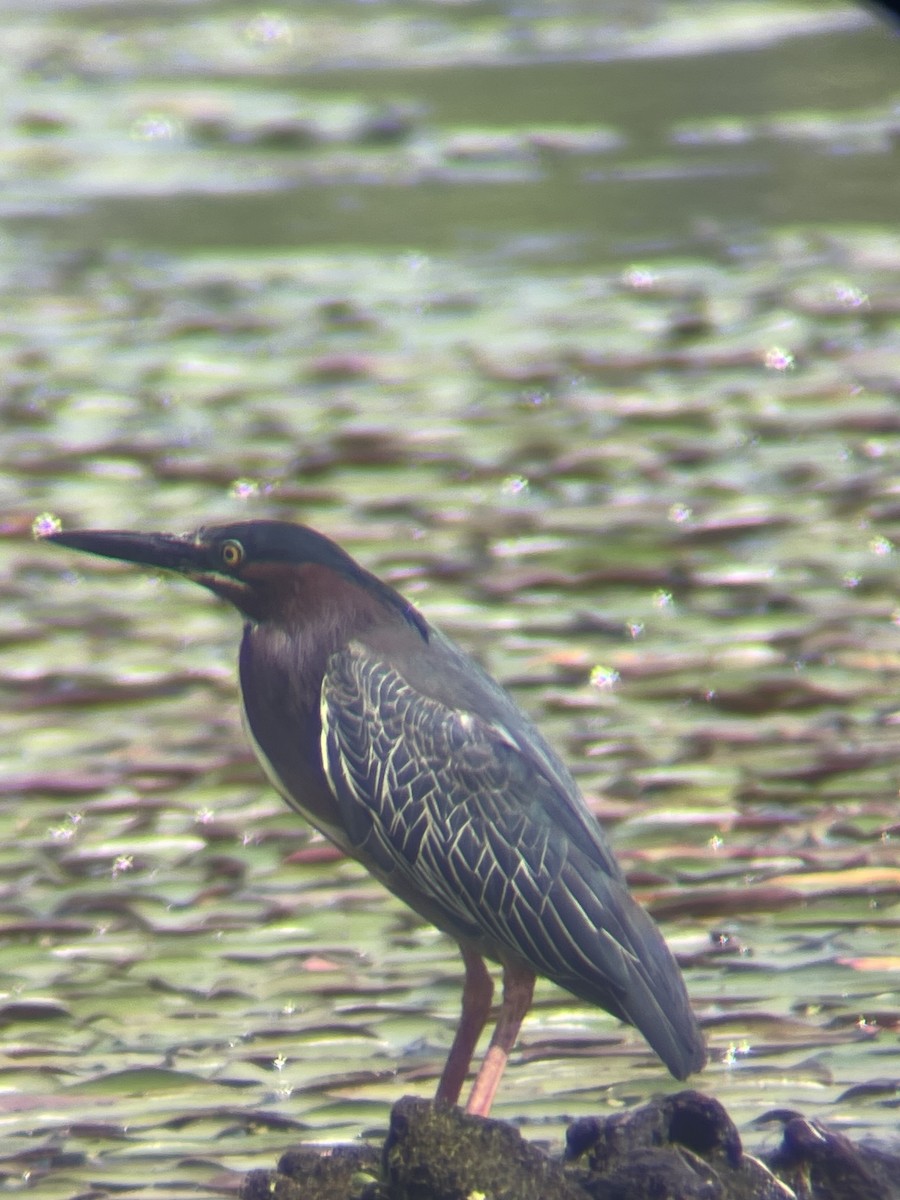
47,529 -> 206,575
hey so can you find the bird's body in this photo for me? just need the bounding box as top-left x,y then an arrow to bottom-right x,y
47,519 -> 705,1114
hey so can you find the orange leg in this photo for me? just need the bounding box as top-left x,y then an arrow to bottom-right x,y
465,960 -> 535,1118
435,945 -> 494,1107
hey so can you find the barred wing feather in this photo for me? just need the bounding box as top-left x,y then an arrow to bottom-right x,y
320,642 -> 704,1079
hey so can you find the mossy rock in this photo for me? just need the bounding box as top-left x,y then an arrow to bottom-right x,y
240,1090 -> 900,1200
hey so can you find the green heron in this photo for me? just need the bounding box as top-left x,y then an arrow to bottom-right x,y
46,519 -> 705,1115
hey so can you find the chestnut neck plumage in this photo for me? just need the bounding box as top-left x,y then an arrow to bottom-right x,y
236,562 -> 420,846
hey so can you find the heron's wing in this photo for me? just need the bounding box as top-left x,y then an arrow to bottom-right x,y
320,642 -> 704,1079
416,624 -> 627,883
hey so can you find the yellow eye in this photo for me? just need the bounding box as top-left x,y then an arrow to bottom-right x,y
220,539 -> 244,569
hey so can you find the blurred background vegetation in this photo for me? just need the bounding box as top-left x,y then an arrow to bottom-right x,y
1,2 -> 899,1196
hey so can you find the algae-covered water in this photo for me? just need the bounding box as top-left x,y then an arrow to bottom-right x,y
1,2 -> 899,1195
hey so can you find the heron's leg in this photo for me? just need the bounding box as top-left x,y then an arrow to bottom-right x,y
434,945 -> 494,1107
465,960 -> 535,1117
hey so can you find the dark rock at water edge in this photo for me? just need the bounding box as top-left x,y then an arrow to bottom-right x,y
240,1089 -> 900,1200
